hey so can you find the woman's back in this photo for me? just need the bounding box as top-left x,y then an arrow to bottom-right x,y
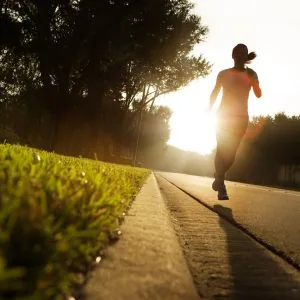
218,67 -> 258,117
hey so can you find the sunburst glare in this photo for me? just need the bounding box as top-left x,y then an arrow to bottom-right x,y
167,105 -> 217,155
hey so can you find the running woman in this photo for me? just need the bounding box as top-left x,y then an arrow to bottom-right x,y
209,44 -> 262,200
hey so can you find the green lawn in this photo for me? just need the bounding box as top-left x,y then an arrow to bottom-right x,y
0,144 -> 149,299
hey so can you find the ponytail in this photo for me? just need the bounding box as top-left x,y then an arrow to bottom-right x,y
246,51 -> 257,64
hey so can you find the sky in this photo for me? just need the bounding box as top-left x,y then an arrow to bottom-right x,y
157,0 -> 300,155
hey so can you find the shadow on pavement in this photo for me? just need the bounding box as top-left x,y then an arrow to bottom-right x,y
213,204 -> 300,300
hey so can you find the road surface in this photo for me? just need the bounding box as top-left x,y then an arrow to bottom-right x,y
156,172 -> 300,299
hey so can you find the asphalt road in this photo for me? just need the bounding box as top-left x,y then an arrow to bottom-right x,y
157,172 -> 300,269
156,173 -> 300,299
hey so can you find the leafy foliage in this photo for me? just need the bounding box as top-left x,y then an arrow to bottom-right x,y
226,113 -> 300,185
0,0 -> 210,156
0,125 -> 20,143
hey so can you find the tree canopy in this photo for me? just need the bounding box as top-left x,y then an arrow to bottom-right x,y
0,0 -> 210,159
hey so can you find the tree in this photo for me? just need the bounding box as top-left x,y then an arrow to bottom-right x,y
0,0 -> 210,158
227,113 -> 300,185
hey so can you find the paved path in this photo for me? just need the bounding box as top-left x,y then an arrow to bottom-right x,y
158,172 -> 300,268
156,174 -> 300,299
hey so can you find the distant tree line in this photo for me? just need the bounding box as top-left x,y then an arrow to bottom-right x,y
149,113 -> 300,188
227,113 -> 300,187
0,0 -> 210,162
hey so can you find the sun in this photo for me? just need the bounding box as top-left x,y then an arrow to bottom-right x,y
157,79 -> 217,155
167,108 -> 217,155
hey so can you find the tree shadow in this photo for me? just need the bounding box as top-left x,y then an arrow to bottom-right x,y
213,204 -> 300,300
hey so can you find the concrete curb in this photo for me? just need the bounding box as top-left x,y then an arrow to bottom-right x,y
85,173 -> 200,300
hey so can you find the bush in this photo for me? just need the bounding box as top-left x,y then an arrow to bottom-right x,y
0,126 -> 20,144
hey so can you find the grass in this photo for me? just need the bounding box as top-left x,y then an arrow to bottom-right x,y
0,144 -> 149,300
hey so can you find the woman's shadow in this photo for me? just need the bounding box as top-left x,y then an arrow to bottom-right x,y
213,204 -> 300,300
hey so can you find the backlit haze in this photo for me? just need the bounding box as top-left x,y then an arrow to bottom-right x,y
157,0 -> 300,155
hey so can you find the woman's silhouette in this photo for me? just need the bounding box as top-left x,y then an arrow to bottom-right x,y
209,44 -> 262,200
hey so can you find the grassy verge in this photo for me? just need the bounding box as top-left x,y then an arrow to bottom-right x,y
0,144 -> 149,299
